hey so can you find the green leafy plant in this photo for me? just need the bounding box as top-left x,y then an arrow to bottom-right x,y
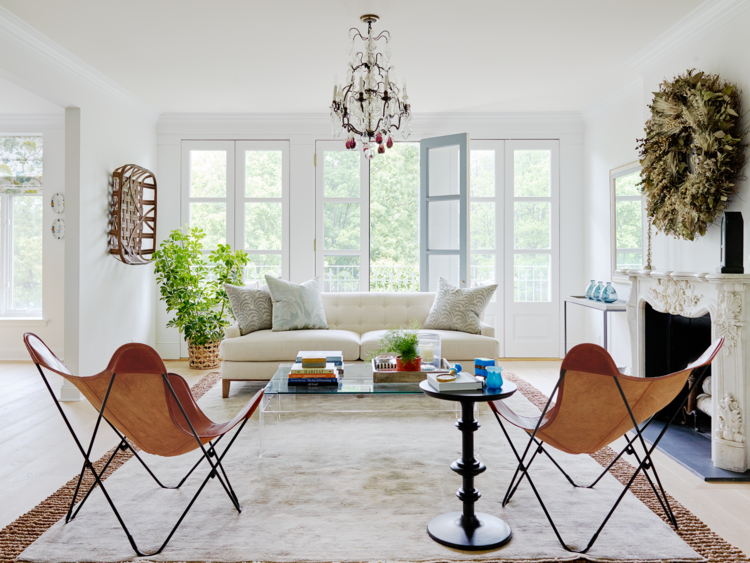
152,227 -> 248,347
367,320 -> 421,361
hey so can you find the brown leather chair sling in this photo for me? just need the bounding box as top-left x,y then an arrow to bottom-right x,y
490,337 -> 723,554
24,333 -> 264,557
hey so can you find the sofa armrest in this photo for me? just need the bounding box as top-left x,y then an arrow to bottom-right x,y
479,321 -> 495,338
225,324 -> 241,339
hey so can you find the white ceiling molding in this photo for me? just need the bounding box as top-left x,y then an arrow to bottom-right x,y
0,6 -> 158,121
627,0 -> 750,75
157,112 -> 584,144
580,76 -> 643,122
0,113 -> 65,130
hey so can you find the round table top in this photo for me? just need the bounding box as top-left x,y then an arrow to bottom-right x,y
419,379 -> 517,402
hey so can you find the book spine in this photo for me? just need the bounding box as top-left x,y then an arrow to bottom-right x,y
289,373 -> 336,378
290,369 -> 336,374
296,359 -> 343,365
288,379 -> 339,384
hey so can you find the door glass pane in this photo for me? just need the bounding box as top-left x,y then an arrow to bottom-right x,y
324,151 -> 360,198
617,251 -> 643,271
514,254 -> 550,302
370,142 -> 419,292
245,254 -> 282,285
615,171 -> 640,196
470,150 -> 495,197
324,255 -> 360,292
190,202 -> 226,249
324,202 -> 360,250
12,195 -> 42,310
616,200 -> 642,249
190,150 -> 226,197
514,202 -> 550,249
245,151 -> 282,197
514,150 -> 550,197
428,254 -> 459,291
245,202 -> 282,250
428,145 -> 460,196
428,200 -> 459,250
471,253 -> 496,301
470,202 -> 495,250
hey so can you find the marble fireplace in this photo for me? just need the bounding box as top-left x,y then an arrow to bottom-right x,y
617,269 -> 749,473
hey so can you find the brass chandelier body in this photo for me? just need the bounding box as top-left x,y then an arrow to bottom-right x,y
330,15 -> 411,158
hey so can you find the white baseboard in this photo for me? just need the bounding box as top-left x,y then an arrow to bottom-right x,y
156,342 -> 181,360
0,347 -> 63,361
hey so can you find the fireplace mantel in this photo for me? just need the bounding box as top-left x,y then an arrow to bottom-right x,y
616,268 -> 750,473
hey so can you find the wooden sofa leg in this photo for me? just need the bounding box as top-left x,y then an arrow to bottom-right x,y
222,380 -> 231,398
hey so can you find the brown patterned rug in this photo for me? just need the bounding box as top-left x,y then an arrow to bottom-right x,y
0,370 -> 746,563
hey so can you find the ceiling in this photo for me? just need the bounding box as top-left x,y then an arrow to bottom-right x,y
0,0 -> 703,114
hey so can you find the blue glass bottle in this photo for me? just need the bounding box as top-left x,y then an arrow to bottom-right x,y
601,282 -> 618,303
592,281 -> 604,301
585,280 -> 596,300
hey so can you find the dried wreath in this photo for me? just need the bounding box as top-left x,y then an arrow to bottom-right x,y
637,70 -> 748,240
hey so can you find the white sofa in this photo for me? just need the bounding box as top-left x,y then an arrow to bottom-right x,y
219,291 -> 499,397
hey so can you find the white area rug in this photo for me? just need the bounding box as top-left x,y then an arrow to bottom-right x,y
19,383 -> 701,562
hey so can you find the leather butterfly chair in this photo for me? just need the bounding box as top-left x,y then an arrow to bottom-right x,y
490,337 -> 723,554
23,333 -> 264,557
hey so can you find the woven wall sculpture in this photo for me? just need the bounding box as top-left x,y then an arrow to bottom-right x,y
109,164 -> 157,265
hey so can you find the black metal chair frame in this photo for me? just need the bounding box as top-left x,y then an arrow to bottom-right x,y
35,363 -> 252,557
493,365 -> 709,554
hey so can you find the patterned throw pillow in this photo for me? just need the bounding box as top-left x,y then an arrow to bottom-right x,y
423,277 -> 497,334
265,275 -> 329,332
224,283 -> 273,335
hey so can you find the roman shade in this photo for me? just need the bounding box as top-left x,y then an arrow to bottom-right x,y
0,136 -> 43,193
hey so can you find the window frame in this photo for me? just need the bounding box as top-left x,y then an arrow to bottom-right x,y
610,162 -> 644,280
181,140 -> 290,283
0,193 -> 44,317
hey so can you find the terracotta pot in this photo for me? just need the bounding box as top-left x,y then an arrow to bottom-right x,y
396,356 -> 422,372
187,340 -> 221,370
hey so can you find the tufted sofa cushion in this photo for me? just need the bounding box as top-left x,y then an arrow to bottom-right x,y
321,292 -> 435,335
220,329 -> 360,362
360,329 -> 499,362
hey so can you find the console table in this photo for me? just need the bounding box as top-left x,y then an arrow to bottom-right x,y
564,296 -> 627,354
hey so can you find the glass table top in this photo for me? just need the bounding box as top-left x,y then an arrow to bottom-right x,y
265,363 -> 423,395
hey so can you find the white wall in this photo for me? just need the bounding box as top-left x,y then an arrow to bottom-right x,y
156,113 -> 586,359
582,5 -> 750,370
0,10 -> 159,375
0,115 -> 65,359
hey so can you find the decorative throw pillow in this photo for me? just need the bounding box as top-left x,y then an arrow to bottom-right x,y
423,277 -> 497,334
224,283 -> 273,335
265,275 -> 329,332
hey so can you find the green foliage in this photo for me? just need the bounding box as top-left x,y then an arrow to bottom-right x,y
637,69 -> 749,240
12,195 -> 42,310
152,227 -> 249,346
366,320 -> 422,361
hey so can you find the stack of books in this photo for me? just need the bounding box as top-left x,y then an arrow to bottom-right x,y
289,351 -> 344,385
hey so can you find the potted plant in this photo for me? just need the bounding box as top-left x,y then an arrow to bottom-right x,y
367,322 -> 422,371
152,227 -> 248,369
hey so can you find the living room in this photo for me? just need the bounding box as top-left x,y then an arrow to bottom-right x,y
2,1 -> 750,562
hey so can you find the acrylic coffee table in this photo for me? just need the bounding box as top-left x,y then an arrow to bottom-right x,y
419,379 -> 518,551
259,362 -> 453,456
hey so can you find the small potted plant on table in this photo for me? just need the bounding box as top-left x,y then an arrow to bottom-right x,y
152,227 -> 248,369
369,322 -> 422,371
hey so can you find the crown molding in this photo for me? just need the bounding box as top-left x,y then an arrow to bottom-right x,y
627,0 -> 750,75
0,113 -> 65,130
0,6 -> 159,121
581,76 -> 643,122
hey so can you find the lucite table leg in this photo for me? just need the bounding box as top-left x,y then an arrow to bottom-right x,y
258,393 -> 272,458
427,399 -> 512,550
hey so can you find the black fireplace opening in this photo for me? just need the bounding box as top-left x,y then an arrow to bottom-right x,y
644,303 -> 711,434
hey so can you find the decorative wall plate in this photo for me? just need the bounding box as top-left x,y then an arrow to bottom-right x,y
52,218 -> 65,239
50,192 -> 65,214
109,164 -> 157,265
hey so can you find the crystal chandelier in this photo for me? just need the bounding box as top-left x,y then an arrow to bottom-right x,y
330,15 -> 411,159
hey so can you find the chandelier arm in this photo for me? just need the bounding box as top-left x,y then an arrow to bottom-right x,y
372,31 -> 391,41
349,28 -> 367,41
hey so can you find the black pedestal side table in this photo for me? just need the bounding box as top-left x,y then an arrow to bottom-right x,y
419,379 -> 518,551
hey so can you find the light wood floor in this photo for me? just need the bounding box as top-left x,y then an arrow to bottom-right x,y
1,359 -> 749,557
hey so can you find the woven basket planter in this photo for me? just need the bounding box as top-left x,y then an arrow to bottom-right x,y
188,340 -> 221,370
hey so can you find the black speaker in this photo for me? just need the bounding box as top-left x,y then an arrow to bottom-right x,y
718,211 -> 744,274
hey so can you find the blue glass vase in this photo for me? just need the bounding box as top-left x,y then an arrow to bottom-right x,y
585,280 -> 596,300
601,282 -> 618,303
592,281 -> 605,301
